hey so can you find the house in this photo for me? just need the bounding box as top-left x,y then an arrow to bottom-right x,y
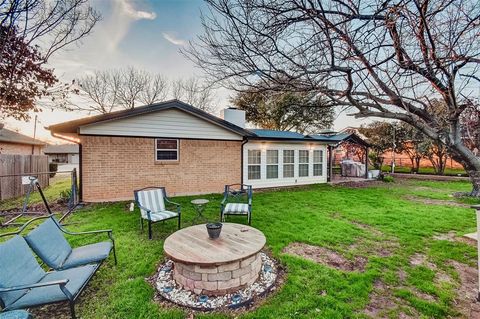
47,100 -> 368,202
44,144 -> 79,164
0,124 -> 46,155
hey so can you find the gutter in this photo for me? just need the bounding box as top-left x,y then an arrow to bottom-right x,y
240,137 -> 249,185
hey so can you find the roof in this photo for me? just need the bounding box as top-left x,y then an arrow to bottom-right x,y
309,132 -> 370,147
44,144 -> 79,154
47,99 -> 254,137
0,128 -> 46,146
249,129 -> 306,140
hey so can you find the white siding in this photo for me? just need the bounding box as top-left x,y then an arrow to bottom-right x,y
79,108 -> 242,140
243,141 -> 328,188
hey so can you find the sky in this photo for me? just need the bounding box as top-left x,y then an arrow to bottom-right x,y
6,0 -> 366,143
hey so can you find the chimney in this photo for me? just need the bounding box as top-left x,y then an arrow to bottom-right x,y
222,107 -> 246,128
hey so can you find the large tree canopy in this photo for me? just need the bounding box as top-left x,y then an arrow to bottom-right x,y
185,0 -> 480,195
231,90 -> 334,133
0,0 -> 100,120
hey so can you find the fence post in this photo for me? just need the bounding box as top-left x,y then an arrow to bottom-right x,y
473,204 -> 480,301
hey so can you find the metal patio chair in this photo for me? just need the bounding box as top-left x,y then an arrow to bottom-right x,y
23,215 -> 116,270
0,235 -> 99,319
220,184 -> 253,225
134,187 -> 181,239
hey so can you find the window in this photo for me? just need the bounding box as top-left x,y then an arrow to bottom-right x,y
248,150 -> 261,180
299,150 -> 309,177
156,139 -> 178,161
283,150 -> 295,178
266,150 -> 278,179
313,150 -> 324,176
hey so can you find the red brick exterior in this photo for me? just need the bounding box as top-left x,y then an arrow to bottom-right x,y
0,142 -> 44,155
79,136 -> 242,202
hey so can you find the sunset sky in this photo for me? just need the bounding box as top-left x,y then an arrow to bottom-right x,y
6,0 -> 366,143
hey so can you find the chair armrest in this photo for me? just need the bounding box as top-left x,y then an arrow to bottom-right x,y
0,279 -> 69,293
60,228 -> 113,236
164,197 -> 180,208
221,194 -> 228,205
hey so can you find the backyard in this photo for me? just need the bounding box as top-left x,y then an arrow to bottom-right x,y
1,178 -> 480,319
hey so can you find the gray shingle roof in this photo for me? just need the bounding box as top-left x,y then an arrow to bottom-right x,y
249,129 -> 306,139
0,128 -> 46,146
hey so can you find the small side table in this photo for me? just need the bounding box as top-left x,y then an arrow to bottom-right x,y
191,199 -> 209,223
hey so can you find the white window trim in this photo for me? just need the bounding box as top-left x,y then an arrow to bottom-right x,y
155,138 -> 179,162
266,150 -> 279,179
313,149 -> 324,176
247,149 -> 262,180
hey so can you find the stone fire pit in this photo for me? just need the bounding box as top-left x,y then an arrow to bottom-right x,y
163,223 -> 266,296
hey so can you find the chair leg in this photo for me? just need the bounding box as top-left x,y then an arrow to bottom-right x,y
148,220 -> 152,240
248,212 -> 251,225
112,242 -> 117,265
69,301 -> 76,319
140,218 -> 144,231
178,215 -> 181,229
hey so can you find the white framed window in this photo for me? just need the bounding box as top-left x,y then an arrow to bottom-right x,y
313,150 -> 324,176
248,150 -> 261,180
155,139 -> 178,161
283,150 -> 295,178
298,150 -> 309,177
266,150 -> 279,179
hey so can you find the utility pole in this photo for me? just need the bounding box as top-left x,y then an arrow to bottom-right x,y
31,115 -> 38,155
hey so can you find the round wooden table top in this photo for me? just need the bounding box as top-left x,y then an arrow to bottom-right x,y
163,223 -> 266,266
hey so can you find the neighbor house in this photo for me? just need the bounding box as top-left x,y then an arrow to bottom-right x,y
0,125 -> 46,155
47,100 -> 367,202
44,144 -> 79,164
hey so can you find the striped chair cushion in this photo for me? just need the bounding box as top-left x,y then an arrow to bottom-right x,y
149,210 -> 178,222
136,189 -> 166,219
224,203 -> 249,214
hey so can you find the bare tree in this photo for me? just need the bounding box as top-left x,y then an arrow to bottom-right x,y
171,77 -> 216,112
66,67 -> 169,113
0,0 -> 100,120
185,0 -> 480,196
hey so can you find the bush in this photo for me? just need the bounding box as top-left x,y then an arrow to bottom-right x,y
383,175 -> 394,183
49,162 -> 58,178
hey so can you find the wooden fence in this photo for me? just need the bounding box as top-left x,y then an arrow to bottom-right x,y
0,155 -> 49,201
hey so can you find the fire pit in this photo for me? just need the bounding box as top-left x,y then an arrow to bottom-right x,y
163,223 -> 266,295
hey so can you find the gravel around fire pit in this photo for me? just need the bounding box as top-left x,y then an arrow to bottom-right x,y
154,252 -> 278,310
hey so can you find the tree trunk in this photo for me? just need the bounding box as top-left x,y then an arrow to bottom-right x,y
469,171 -> 480,197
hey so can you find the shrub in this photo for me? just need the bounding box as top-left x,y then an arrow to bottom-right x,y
49,162 -> 58,178
383,175 -> 394,183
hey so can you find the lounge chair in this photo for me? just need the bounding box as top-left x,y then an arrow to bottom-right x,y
220,184 -> 253,225
134,187 -> 181,239
23,216 -> 116,270
0,235 -> 98,319
0,310 -> 32,319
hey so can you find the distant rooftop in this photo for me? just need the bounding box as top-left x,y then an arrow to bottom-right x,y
0,127 -> 46,146
44,144 -> 79,154
249,129 -> 306,140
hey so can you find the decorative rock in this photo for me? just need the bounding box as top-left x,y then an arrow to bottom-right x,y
155,252 -> 278,310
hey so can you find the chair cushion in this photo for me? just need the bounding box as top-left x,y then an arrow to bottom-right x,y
224,203 -> 249,214
136,189 -> 166,219
147,211 -> 178,222
0,310 -> 32,319
7,264 -> 97,310
0,236 -> 45,308
60,241 -> 112,269
24,218 -> 72,269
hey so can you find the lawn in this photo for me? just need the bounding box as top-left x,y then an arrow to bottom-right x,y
1,179 -> 480,318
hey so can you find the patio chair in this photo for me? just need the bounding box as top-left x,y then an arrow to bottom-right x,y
0,310 -> 32,319
220,184 -> 253,225
134,187 -> 181,239
23,216 -> 116,270
0,235 -> 99,319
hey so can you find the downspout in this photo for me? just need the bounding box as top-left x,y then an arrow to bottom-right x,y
241,137 -> 249,185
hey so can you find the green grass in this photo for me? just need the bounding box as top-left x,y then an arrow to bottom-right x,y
381,166 -> 467,176
1,179 -> 480,318
0,175 -> 72,211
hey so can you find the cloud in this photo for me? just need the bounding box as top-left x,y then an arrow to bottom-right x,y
119,0 -> 157,20
162,32 -> 187,46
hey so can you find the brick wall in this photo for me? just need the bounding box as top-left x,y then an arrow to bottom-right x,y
0,142 -> 44,155
80,136 -> 242,202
